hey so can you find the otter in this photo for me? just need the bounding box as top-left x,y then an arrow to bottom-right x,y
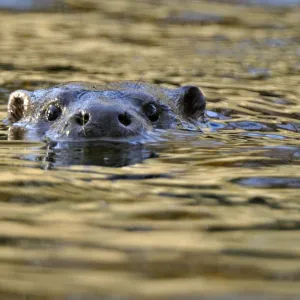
5,81 -> 206,142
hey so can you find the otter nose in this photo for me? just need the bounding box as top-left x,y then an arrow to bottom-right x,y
72,105 -> 133,129
74,111 -> 90,126
68,104 -> 150,139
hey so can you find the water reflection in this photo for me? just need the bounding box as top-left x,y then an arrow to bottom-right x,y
6,125 -> 158,167
38,141 -> 156,168
246,0 -> 300,5
0,0 -> 58,10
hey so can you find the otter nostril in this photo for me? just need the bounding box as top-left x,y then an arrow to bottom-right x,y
118,112 -> 131,126
75,111 -> 90,126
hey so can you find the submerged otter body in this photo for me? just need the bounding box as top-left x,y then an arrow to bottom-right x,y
6,82 -> 206,142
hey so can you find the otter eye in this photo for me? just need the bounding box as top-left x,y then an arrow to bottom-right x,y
46,105 -> 62,121
143,103 -> 159,122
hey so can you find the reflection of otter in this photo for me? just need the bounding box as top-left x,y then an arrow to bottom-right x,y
5,81 -> 206,142
21,140 -> 157,168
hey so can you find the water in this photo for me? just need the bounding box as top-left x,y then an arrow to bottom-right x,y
0,0 -> 300,299
0,0 -> 58,10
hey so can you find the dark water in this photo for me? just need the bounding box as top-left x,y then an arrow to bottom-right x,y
0,0 -> 300,299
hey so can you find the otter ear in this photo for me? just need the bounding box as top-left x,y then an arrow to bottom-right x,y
177,86 -> 205,120
7,90 -> 32,123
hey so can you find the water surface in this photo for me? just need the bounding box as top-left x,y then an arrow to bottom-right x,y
0,0 -> 300,299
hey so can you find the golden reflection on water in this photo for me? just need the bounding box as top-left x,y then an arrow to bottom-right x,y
0,0 -> 300,299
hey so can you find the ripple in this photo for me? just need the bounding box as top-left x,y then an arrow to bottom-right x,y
233,177 -> 300,188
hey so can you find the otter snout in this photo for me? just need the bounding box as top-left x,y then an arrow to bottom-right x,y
69,104 -> 150,139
